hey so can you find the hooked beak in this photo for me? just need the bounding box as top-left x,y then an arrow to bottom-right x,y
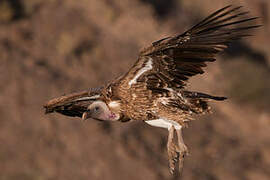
82,110 -> 91,121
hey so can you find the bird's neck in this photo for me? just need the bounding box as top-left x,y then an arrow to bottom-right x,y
107,100 -> 130,122
107,100 -> 122,119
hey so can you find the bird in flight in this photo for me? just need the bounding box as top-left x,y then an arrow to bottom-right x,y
44,5 -> 260,174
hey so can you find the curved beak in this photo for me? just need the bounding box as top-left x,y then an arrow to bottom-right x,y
82,110 -> 91,121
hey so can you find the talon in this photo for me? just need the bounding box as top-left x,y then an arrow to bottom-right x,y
175,128 -> 189,173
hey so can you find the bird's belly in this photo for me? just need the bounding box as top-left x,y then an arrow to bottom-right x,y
145,119 -> 182,130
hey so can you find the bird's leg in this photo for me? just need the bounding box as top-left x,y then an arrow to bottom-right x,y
167,125 -> 179,174
176,128 -> 189,173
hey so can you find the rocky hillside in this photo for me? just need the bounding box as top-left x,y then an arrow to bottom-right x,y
1,0 -> 270,179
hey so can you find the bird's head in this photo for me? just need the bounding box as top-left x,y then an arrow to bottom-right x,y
82,100 -> 119,121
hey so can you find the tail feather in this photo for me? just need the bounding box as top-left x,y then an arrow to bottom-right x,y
183,91 -> 227,101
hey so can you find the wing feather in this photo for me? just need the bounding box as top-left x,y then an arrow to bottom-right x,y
113,5 -> 260,100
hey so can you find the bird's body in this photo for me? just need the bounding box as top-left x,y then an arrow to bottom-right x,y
44,5 -> 260,175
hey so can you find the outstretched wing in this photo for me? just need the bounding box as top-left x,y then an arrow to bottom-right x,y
115,6 -> 259,93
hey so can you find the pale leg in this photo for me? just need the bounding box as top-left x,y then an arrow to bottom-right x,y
176,128 -> 189,173
167,125 -> 178,174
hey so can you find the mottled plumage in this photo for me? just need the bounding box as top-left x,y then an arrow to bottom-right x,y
44,5 -> 260,175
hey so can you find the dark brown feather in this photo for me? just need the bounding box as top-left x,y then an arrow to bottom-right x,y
111,5 -> 259,122
133,6 -> 259,91
44,88 -> 103,117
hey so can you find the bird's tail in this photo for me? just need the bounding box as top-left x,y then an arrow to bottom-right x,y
181,90 -> 227,113
183,91 -> 227,101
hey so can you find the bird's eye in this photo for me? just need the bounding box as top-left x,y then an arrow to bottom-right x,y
94,106 -> 100,112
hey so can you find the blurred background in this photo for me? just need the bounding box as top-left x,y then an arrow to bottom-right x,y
0,0 -> 269,179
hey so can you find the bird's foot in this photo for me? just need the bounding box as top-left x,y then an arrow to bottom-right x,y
167,126 -> 178,174
178,142 -> 189,157
176,141 -> 189,174
167,126 -> 189,174
168,142 -> 179,174
176,128 -> 189,173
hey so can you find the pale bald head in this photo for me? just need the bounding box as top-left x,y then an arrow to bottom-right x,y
82,101 -> 119,121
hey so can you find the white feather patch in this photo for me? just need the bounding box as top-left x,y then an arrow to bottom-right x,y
108,101 -> 120,108
165,87 -> 174,92
145,118 -> 182,130
76,95 -> 100,101
128,57 -> 153,86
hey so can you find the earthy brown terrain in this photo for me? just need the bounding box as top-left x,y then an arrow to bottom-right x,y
0,0 -> 270,179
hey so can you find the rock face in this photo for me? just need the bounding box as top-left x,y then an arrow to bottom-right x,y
1,0 -> 270,179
